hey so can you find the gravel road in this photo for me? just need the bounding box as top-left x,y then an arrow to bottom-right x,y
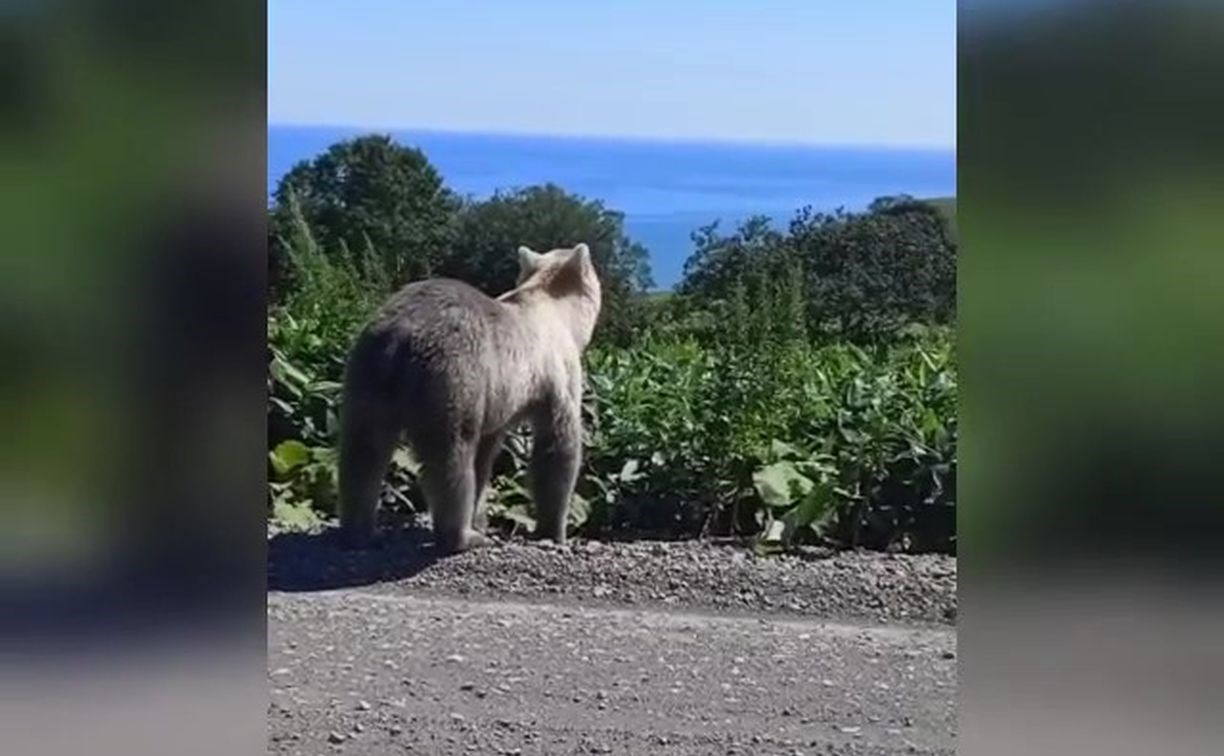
268,529 -> 957,755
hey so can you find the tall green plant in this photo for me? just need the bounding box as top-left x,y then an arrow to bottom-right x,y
267,205 -> 424,528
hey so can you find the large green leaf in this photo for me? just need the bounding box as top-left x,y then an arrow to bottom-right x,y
498,506 -> 537,533
269,396 -> 296,416
271,500 -> 324,533
618,459 -> 643,483
308,380 -> 343,394
780,481 -> 835,543
269,356 -> 311,393
269,439 -> 311,477
768,439 -> 804,461
752,461 -> 814,508
568,492 -> 591,528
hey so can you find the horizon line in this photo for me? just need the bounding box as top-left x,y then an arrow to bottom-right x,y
268,121 -> 957,154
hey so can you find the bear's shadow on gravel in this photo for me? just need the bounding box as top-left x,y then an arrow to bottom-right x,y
267,525 -> 443,591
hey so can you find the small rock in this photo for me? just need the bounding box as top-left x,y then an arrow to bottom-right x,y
356,700 -> 371,711
327,731 -> 347,744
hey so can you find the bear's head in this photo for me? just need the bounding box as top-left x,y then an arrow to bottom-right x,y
503,243 -> 603,348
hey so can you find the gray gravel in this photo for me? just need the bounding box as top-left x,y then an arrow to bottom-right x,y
269,528 -> 956,627
268,592 -> 956,755
268,527 -> 957,754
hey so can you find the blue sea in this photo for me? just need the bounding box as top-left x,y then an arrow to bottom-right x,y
268,126 -> 956,289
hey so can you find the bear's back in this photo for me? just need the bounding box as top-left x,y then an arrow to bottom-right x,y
345,279 -> 506,397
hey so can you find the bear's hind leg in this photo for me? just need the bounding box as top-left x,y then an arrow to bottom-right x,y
422,443 -> 491,554
471,430 -> 507,534
338,399 -> 398,549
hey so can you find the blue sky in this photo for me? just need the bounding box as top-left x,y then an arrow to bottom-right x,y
269,1 -> 956,148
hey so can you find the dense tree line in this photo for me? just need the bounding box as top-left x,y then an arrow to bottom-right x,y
676,197 -> 956,342
269,134 -> 956,345
270,135 -> 654,342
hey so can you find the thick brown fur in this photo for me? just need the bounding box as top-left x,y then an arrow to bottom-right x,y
338,244 -> 602,553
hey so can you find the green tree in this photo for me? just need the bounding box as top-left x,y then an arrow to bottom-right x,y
676,215 -> 792,345
269,135 -> 458,291
792,195 -> 955,338
441,184 -> 654,344
679,197 -> 956,341
679,215 -> 787,303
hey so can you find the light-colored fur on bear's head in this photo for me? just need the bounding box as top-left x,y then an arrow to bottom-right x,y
497,243 -> 602,349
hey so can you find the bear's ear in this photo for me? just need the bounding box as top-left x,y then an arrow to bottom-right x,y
556,243 -> 592,278
547,243 -> 594,297
517,245 -> 542,272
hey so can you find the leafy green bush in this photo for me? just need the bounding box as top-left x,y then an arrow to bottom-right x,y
338,326 -> 955,552
267,206 -> 395,527
268,315 -> 956,552
576,331 -> 957,552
